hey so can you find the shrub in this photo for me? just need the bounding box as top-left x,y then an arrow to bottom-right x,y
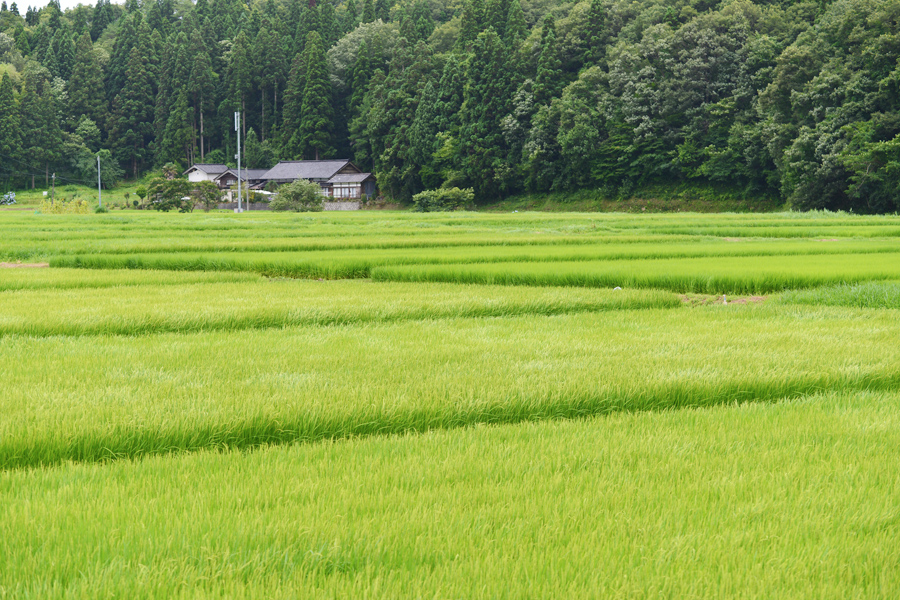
412,187 -> 474,212
39,199 -> 91,214
269,179 -> 324,212
135,186 -> 147,206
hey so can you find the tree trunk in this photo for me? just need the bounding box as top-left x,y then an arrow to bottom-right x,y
45,164 -> 48,187
242,96 -> 246,140
273,84 -> 278,141
200,109 -> 205,160
261,87 -> 266,141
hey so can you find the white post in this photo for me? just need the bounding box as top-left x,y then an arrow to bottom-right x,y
235,111 -> 242,212
97,154 -> 102,208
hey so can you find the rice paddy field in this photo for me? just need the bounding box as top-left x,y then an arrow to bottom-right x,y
1,209 -> 899,598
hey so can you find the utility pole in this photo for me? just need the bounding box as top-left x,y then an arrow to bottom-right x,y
235,111 -> 242,212
51,173 -> 55,205
97,154 -> 102,208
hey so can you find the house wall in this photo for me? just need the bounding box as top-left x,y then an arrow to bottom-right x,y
188,171 -> 213,183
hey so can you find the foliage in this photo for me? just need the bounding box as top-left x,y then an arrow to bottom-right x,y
412,187 -> 474,211
269,178 -> 324,212
147,176 -> 192,212
192,180 -> 221,212
4,0 -> 900,212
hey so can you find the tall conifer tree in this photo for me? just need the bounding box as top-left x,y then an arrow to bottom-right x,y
69,31 -> 106,130
111,46 -> 155,177
188,30 -> 217,159
458,28 -> 512,199
299,31 -> 333,159
0,73 -> 21,183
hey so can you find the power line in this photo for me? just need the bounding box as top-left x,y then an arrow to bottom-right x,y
0,148 -> 100,188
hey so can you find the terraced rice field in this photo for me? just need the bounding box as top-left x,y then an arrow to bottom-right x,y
1,209 -> 899,598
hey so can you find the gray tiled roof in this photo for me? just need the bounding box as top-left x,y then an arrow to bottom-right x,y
185,163 -> 229,175
263,160 -> 356,180
215,168 -> 271,181
328,173 -> 374,183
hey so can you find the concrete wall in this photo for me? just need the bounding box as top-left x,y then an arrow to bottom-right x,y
213,201 -> 361,211
216,202 -> 272,211
323,201 -> 361,211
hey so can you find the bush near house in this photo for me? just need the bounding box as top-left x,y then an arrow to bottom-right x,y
269,179 -> 324,212
412,188 -> 474,212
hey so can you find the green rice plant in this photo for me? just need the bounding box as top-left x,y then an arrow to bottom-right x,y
47,240 -> 900,280
2,305 -> 900,469
0,268 -> 261,291
0,280 -> 679,337
1,390 -> 897,597
779,280 -> 900,309
373,252 -> 900,293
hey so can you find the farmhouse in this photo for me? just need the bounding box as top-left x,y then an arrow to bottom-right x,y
185,160 -> 378,202
262,160 -> 376,199
183,163 -> 229,183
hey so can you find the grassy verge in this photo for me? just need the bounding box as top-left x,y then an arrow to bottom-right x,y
2,390 -> 897,597
2,305 -> 900,469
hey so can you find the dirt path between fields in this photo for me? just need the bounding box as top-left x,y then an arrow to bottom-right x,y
0,262 -> 49,268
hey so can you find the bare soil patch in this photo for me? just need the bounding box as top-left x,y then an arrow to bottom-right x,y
0,262 -> 49,269
680,294 -> 767,307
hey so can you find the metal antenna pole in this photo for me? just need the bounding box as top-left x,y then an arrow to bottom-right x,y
235,111 -> 242,212
97,154 -> 102,208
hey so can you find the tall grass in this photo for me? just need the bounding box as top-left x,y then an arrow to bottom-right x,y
2,390 -> 898,598
2,306 -> 900,469
373,252 -> 900,293
0,280 -> 679,337
780,280 -> 900,308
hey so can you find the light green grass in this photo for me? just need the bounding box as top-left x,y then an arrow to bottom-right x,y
2,390 -> 898,598
0,279 -> 679,337
2,305 -> 900,469
373,252 -> 900,293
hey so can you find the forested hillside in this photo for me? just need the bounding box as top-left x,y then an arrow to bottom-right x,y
1,0 -> 899,210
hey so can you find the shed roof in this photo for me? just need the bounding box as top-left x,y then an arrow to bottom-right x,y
262,160 -> 359,181
328,173 -> 375,184
184,163 -> 229,175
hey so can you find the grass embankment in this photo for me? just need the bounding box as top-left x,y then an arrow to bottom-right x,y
0,279 -> 679,337
1,181 -> 146,208
483,182 -> 785,213
373,252 -> 900,294
2,305 -> 899,470
3,390 -> 897,598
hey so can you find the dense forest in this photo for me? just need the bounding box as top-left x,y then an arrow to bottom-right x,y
1,0 -> 900,210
